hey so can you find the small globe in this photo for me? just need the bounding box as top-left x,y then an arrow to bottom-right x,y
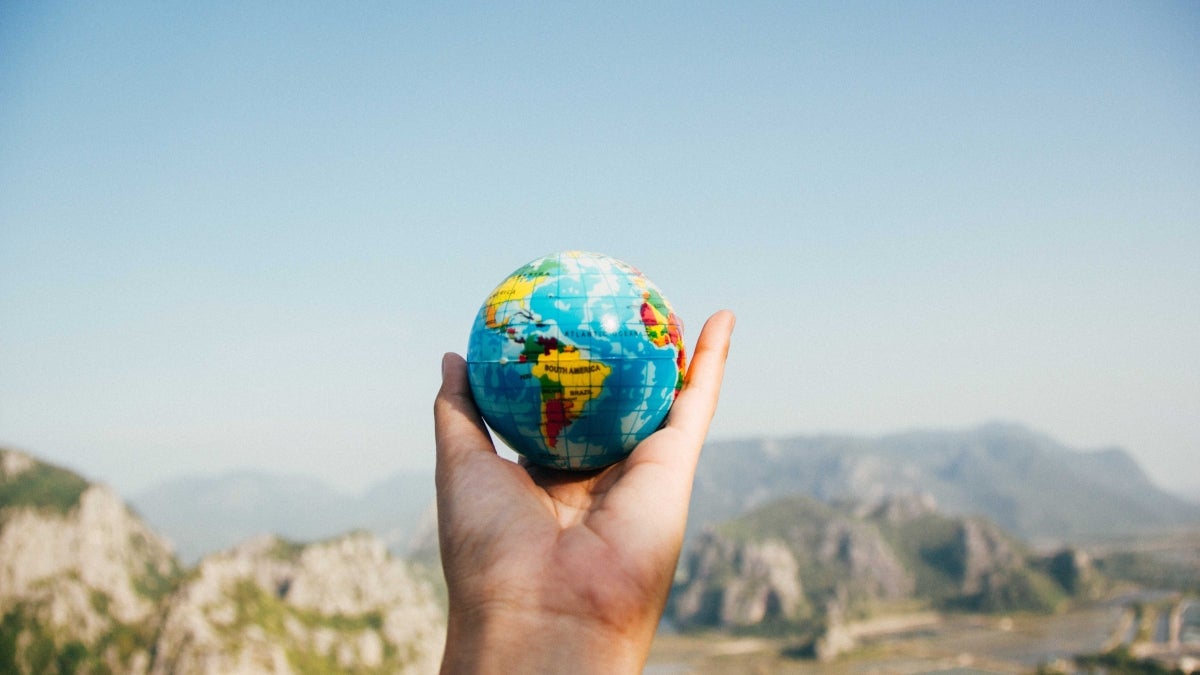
466,251 -> 687,470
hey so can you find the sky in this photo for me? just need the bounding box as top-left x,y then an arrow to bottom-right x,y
1,2 -> 1197,498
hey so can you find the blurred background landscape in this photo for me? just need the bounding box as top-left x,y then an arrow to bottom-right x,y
2,2 -> 1197,673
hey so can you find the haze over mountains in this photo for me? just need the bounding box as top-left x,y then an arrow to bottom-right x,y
130,423 -> 1200,564
132,470 -> 435,564
691,423 -> 1200,544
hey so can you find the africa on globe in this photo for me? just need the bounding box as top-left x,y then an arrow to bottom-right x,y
466,251 -> 687,470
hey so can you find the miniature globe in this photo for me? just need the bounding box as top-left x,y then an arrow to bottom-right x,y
466,251 -> 686,470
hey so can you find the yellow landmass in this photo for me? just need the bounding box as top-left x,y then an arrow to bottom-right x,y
484,273 -> 552,329
530,348 -> 612,447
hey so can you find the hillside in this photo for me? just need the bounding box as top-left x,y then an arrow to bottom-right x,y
690,423 -> 1200,543
0,448 -> 445,675
669,493 -> 1099,659
150,533 -> 444,675
0,449 -> 179,673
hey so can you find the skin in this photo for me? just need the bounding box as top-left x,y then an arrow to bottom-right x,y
433,310 -> 735,674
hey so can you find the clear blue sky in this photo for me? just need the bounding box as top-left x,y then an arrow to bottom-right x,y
2,2 -> 1197,496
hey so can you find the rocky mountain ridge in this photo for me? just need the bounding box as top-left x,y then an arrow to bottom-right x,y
669,492 -> 1102,660
689,423 -> 1200,543
0,448 -> 445,675
0,449 -> 176,673
128,424 -> 1199,566
149,533 -> 444,675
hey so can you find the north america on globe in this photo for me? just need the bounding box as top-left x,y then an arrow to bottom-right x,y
466,251 -> 686,469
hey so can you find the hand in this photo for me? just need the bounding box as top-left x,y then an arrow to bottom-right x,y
433,310 -> 734,674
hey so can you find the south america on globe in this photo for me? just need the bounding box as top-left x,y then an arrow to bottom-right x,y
466,251 -> 687,470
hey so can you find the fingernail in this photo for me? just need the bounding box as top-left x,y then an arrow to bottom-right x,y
441,353 -> 452,380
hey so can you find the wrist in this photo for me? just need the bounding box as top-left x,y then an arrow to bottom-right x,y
440,602 -> 651,674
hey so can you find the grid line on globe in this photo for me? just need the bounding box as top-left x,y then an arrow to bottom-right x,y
466,251 -> 686,470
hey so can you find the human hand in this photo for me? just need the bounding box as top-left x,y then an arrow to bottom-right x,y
433,310 -> 734,674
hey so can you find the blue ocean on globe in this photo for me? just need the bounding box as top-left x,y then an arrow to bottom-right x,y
466,251 -> 687,470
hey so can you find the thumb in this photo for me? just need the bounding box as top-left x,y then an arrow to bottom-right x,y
434,353 -> 497,475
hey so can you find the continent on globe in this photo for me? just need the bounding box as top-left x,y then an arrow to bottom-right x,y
482,256 -> 558,331
529,346 -> 613,449
466,251 -> 686,470
638,285 -> 686,391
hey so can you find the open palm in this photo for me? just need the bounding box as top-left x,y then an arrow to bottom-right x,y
434,310 -> 734,673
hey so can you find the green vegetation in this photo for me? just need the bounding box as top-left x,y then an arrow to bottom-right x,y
1072,646 -> 1186,674
268,537 -> 308,561
0,604 -> 149,675
872,510 -> 1069,614
951,567 -> 1066,614
0,458 -> 89,515
226,578 -> 290,637
877,514 -> 966,604
1096,551 -> 1200,594
90,589 -> 111,615
94,620 -> 157,672
221,578 -> 417,674
713,496 -> 851,606
675,494 -> 1083,635
716,495 -> 836,543
133,559 -> 181,602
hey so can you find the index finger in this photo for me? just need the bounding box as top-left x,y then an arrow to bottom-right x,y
663,309 -> 735,443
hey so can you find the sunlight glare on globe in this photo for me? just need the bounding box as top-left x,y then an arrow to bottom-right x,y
466,251 -> 687,470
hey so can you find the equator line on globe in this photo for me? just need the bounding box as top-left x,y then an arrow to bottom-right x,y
466,251 -> 687,469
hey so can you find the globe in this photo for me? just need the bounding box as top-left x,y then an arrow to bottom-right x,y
466,251 -> 687,470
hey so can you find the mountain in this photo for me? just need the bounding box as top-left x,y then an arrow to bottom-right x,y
150,533 -> 444,675
130,423 -> 1194,567
132,469 -> 435,563
669,493 -> 1099,660
0,448 -> 445,674
1,449 -> 179,673
689,423 -> 1200,543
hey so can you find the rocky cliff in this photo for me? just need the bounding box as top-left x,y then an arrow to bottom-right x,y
0,448 -> 446,675
670,493 -> 1080,637
1,449 -> 178,673
150,533 -> 445,675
